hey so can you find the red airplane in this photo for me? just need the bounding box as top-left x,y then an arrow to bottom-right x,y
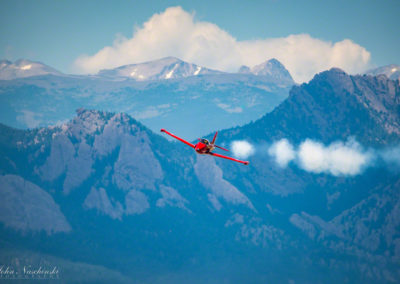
160,129 -> 249,165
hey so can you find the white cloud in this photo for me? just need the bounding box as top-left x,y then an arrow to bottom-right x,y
268,138 -> 295,167
231,140 -> 255,159
73,6 -> 371,83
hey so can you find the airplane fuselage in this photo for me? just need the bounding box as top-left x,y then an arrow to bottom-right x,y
194,141 -> 215,154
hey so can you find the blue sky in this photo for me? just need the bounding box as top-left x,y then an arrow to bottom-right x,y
1,0 -> 399,81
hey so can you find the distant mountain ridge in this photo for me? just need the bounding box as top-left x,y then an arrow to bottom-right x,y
0,57 -> 294,139
0,59 -> 62,80
239,58 -> 294,84
366,64 -> 400,80
98,56 -> 223,80
0,57 -> 293,83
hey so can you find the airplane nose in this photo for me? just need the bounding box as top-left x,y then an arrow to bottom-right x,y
195,143 -> 204,152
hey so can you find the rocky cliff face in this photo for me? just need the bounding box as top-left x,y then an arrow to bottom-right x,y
223,68 -> 400,145
0,174 -> 71,234
0,109 -> 255,229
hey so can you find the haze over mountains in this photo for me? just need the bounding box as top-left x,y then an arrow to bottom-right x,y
0,57 -> 295,81
0,57 -> 294,139
0,66 -> 399,283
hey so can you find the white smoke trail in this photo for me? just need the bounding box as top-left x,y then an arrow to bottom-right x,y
297,139 -> 371,176
267,138 -> 295,167
231,140 -> 255,159
268,138 -> 372,176
231,138 -> 399,176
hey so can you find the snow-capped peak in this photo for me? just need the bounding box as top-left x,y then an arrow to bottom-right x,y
97,57 -> 222,81
365,64 -> 400,80
0,59 -> 62,80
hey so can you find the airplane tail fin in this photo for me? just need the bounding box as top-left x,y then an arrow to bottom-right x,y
211,131 -> 218,144
212,131 -> 229,151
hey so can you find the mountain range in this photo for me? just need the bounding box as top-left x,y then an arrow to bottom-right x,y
0,67 -> 399,283
0,57 -> 294,140
98,56 -> 223,80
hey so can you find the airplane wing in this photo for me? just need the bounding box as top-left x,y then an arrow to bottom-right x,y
160,129 -> 195,148
209,152 -> 249,165
215,145 -> 229,151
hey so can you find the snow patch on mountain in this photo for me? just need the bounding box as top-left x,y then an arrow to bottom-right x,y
194,66 -> 202,75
